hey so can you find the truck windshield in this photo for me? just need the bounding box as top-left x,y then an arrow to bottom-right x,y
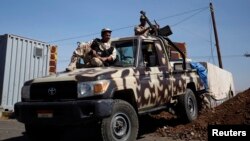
112,40 -> 136,67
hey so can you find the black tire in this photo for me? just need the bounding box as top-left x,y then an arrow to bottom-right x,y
101,100 -> 138,141
177,89 -> 198,123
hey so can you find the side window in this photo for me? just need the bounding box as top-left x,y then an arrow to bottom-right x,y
116,46 -> 134,66
112,40 -> 136,67
141,42 -> 159,67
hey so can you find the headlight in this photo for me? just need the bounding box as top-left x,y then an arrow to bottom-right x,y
77,80 -> 110,98
77,83 -> 93,97
21,85 -> 30,99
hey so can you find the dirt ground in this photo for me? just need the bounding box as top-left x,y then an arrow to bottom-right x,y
1,88 -> 249,141
140,88 -> 250,141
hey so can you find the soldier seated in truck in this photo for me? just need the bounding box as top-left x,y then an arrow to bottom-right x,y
66,28 -> 117,71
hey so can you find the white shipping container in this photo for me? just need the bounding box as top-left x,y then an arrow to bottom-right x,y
0,34 -> 51,110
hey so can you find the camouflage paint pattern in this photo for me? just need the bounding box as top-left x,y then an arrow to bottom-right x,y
30,36 -> 206,112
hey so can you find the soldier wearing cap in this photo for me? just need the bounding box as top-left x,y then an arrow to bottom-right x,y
90,28 -> 116,67
66,28 -> 116,71
134,15 -> 151,36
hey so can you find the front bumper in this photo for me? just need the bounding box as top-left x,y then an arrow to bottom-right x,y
14,99 -> 113,125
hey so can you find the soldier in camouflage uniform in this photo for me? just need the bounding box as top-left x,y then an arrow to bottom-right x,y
66,28 -> 116,71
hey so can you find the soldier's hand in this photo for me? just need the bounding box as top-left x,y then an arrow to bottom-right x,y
100,57 -> 108,62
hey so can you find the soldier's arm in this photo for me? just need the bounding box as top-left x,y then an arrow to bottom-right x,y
99,48 -> 116,62
89,39 -> 101,58
109,47 -> 117,61
135,26 -> 150,35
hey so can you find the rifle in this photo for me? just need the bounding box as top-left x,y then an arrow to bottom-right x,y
140,11 -> 159,35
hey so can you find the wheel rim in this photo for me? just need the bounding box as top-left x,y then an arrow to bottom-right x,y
111,112 -> 131,140
188,96 -> 195,116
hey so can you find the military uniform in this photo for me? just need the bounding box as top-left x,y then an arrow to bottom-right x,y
91,40 -> 116,66
66,39 -> 116,71
134,25 -> 149,36
134,15 -> 150,36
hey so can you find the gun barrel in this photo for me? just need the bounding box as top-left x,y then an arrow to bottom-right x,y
140,10 -> 158,35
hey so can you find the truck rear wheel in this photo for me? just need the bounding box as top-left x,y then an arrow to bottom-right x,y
177,89 -> 198,123
101,100 -> 138,141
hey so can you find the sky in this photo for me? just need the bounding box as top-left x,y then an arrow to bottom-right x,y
0,0 -> 249,92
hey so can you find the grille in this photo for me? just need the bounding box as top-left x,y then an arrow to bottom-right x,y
30,81 -> 77,101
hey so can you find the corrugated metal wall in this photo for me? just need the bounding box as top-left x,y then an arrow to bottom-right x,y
0,34 -> 51,110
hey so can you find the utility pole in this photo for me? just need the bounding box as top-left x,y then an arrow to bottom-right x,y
210,2 -> 223,68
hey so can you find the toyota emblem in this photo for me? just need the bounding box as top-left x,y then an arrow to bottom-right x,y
48,87 -> 56,96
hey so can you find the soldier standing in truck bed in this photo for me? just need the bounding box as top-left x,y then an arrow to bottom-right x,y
134,14 -> 160,36
66,28 -> 117,71
134,15 -> 151,36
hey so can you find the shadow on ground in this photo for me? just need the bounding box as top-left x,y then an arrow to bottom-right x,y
2,112 -> 181,141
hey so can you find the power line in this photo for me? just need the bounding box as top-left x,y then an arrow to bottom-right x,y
155,6 -> 208,21
171,7 -> 209,27
48,32 -> 100,43
48,6 -> 209,44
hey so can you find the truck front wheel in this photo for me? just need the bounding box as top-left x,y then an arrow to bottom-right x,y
101,100 -> 138,141
177,89 -> 198,123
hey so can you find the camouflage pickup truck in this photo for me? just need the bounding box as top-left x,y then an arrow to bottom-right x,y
14,34 -> 211,141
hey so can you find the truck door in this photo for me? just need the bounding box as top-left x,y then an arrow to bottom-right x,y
136,39 -> 172,110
